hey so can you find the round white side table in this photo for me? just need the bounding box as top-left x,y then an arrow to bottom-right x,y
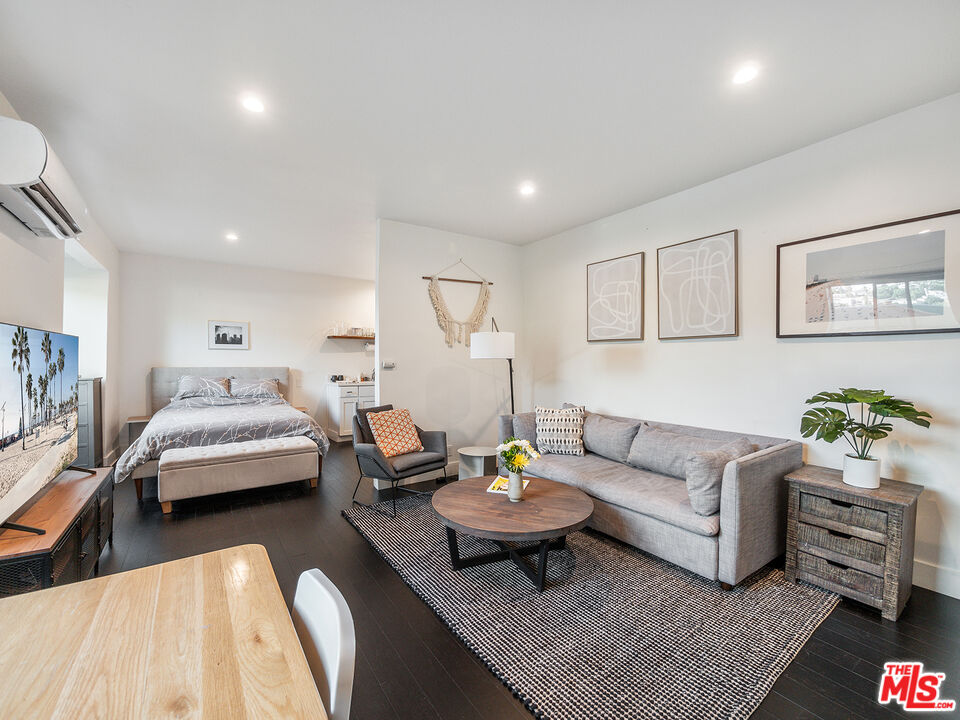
458,446 -> 498,480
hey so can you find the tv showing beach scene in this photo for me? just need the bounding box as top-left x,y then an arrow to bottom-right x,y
0,322 -> 79,526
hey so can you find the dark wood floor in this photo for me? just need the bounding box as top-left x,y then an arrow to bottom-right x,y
100,442 -> 959,720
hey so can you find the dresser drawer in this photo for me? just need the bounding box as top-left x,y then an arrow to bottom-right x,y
797,551 -> 883,605
799,492 -> 887,536
358,385 -> 375,399
340,387 -> 358,397
796,522 -> 885,574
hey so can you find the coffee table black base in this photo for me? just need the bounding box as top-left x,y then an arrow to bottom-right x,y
445,526 -> 566,592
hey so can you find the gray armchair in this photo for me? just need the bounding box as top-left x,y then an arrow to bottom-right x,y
351,404 -> 448,517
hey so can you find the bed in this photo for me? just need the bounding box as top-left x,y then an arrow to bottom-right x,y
115,367 -> 330,493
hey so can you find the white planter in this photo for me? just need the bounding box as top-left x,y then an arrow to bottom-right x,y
508,471 -> 524,502
843,454 -> 881,489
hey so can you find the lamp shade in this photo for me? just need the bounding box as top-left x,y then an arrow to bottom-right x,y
470,331 -> 515,359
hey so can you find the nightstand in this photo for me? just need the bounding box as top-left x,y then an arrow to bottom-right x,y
124,415 -> 152,452
785,464 -> 922,621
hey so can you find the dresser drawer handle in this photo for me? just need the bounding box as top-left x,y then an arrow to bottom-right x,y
828,498 -> 853,509
827,528 -> 852,540
825,559 -> 850,570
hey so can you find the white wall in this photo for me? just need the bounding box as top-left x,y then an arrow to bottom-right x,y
377,220 -> 523,478
519,93 -> 960,597
118,252 -> 375,430
63,256 -> 109,379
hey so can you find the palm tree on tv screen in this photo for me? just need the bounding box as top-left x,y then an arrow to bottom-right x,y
11,326 -> 30,450
25,372 -> 33,437
57,347 -> 65,426
41,332 -> 52,423
38,374 -> 48,427
47,364 -> 55,423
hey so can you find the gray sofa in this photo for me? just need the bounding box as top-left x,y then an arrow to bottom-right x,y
498,410 -> 802,588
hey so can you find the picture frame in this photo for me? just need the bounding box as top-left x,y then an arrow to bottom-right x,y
586,251 -> 645,342
208,320 -> 249,350
657,230 -> 738,340
776,209 -> 960,338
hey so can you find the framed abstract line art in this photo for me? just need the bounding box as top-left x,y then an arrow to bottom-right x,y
777,209 -> 960,338
586,251 -> 644,341
657,230 -> 738,340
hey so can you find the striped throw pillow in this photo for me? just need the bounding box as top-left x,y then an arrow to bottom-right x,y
535,405 -> 585,456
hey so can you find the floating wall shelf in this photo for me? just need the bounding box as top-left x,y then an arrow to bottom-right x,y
327,335 -> 375,341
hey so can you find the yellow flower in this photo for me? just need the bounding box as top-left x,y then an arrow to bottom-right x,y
513,454 -> 529,470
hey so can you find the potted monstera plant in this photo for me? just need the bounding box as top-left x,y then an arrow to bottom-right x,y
800,388 -> 932,488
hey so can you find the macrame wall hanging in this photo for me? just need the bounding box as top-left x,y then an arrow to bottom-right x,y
423,259 -> 492,347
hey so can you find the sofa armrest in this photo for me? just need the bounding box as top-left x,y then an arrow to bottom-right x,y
354,442 -> 398,479
718,441 -> 803,586
417,429 -> 447,457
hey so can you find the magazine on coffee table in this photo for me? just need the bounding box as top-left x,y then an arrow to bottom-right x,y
486,476 -> 531,494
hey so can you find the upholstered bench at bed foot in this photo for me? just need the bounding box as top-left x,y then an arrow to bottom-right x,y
158,436 -> 321,513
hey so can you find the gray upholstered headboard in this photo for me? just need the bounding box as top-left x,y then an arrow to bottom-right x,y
149,367 -> 290,414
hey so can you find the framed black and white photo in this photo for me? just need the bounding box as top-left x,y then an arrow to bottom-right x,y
777,209 -> 960,338
657,230 -> 738,340
586,251 -> 644,341
208,320 -> 249,349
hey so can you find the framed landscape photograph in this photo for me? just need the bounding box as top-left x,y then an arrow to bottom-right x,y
208,320 -> 249,349
586,251 -> 644,341
657,230 -> 738,339
776,209 -> 960,338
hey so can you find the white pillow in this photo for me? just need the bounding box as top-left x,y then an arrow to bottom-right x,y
535,405 -> 585,456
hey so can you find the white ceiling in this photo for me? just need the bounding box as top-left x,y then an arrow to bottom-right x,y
1,2 -> 959,281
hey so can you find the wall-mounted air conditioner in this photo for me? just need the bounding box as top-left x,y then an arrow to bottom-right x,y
0,116 -> 82,239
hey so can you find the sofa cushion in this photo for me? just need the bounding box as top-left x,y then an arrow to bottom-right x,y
512,411 -> 537,446
582,414 -> 643,464
388,450 -> 445,473
525,453 -> 719,537
685,437 -> 755,516
627,425 -> 733,479
535,405 -> 585,456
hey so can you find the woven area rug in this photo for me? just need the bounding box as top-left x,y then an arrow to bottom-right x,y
344,494 -> 839,720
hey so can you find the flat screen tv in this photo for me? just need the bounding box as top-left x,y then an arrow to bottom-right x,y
0,322 -> 79,526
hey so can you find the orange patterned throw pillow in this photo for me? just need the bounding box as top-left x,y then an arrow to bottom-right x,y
366,408 -> 424,458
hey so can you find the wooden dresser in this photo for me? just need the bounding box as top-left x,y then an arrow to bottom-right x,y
785,464 -> 922,621
0,467 -> 114,597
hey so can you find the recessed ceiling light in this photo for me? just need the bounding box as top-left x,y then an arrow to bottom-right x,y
225,232 -> 239,242
732,63 -> 760,85
519,181 -> 536,197
918,229 -> 931,234
240,95 -> 265,113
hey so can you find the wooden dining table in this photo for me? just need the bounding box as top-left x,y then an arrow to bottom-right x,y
0,544 -> 327,719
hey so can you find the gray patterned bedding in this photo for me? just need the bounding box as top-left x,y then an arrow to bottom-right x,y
115,396 -> 330,482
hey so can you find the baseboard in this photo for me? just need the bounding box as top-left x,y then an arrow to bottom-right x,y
103,447 -> 119,467
913,559 -> 960,600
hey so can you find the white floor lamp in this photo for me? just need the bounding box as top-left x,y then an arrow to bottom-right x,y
470,318 -> 516,414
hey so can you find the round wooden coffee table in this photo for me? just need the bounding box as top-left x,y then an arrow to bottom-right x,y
432,475 -> 594,591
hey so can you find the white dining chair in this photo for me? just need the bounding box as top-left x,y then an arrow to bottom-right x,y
292,569 -> 356,720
